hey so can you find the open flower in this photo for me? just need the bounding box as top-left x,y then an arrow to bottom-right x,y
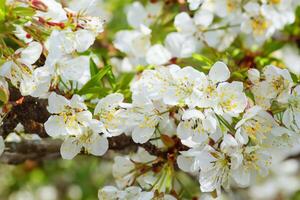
177,109 -> 217,145
214,81 -> 247,116
125,99 -> 168,144
0,41 -> 43,88
44,92 -> 92,137
94,93 -> 126,137
126,1 -> 163,29
235,106 -> 278,144
250,65 -> 294,109
231,146 -> 272,188
60,119 -> 108,159
163,65 -> 206,108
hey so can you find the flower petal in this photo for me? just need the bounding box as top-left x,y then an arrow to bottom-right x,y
208,61 -> 230,83
60,137 -> 82,160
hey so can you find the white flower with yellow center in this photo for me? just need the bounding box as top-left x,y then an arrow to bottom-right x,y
44,92 -> 92,137
198,61 -> 231,109
231,146 -> 272,188
250,65 -> 294,109
214,0 -> 243,18
214,81 -> 247,116
126,1 -> 163,29
263,65 -> 294,103
94,93 -> 126,137
164,65 -> 206,108
60,119 -> 108,160
112,148 -> 156,189
261,0 -> 295,30
241,2 -> 275,42
0,41 -> 43,89
235,106 -> 278,145
131,66 -> 175,102
126,99 -> 167,144
177,109 -> 217,145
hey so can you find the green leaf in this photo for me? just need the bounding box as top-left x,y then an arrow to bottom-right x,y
192,53 -> 213,66
115,73 -> 134,91
291,72 -> 299,83
0,0 -> 6,23
13,7 -> 35,17
106,69 -> 116,88
78,65 -> 111,95
89,58 -> 99,77
80,87 -> 110,98
263,40 -> 284,56
0,86 -> 9,103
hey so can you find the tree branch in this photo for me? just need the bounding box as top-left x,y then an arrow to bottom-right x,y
0,134 -> 137,165
0,134 -> 189,165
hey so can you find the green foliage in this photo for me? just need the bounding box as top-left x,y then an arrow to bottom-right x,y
78,65 -> 112,95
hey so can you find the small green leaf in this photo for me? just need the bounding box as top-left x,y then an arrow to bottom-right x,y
263,40 -> 284,56
192,53 -> 213,66
78,65 -> 111,95
115,73 -> 134,91
0,86 -> 9,103
89,58 -> 99,77
106,69 -> 116,88
0,1 -> 5,22
13,7 -> 35,17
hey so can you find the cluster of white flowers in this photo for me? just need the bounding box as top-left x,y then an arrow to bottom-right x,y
1,0 -> 300,199
1,0 -> 104,98
94,61 -> 300,198
183,0 -> 299,50
113,0 -> 299,73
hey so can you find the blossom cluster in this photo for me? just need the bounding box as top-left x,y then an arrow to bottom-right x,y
112,0 -> 300,72
0,0 -> 300,199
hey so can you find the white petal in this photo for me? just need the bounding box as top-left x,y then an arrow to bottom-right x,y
19,42 -> 43,66
75,111 -> 93,126
165,32 -> 199,58
235,128 -> 249,145
94,93 -> 124,114
282,109 -> 293,128
98,186 -> 119,199
126,2 -> 147,28
146,44 -> 171,66
182,109 -> 204,120
177,122 -> 191,140
132,127 -> 154,143
60,56 -> 90,81
0,136 -> 4,156
194,9 -> 213,27
60,137 -> 82,160
44,115 -> 68,137
174,12 -> 196,34
177,155 -> 194,172
70,94 -> 87,110
47,92 -> 69,114
202,115 -> 217,133
247,69 -> 260,84
75,30 -> 95,52
87,134 -> 108,156
209,61 -> 230,83
232,167 -> 251,187
188,0 -> 203,10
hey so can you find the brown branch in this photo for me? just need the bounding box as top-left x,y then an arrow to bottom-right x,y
0,134 -> 138,165
0,134 -> 189,165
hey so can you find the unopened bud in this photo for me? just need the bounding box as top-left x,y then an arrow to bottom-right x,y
30,0 -> 48,12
